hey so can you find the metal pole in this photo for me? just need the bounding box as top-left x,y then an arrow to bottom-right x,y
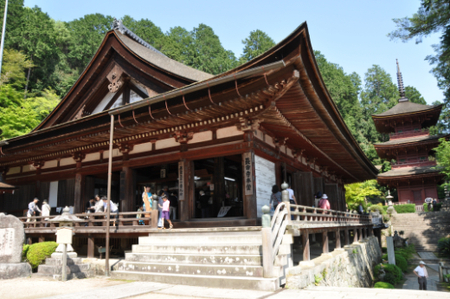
0,0 -> 8,80
62,243 -> 67,281
105,114 -> 114,276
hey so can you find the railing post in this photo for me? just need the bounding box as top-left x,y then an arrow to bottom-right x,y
261,205 -> 275,278
151,210 -> 158,229
302,229 -> 310,262
281,182 -> 290,224
88,234 -> 95,258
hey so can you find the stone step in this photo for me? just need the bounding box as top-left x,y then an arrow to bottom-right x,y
110,270 -> 279,291
117,261 -> 264,277
38,263 -> 90,275
131,244 -> 262,255
124,252 -> 262,265
139,233 -> 262,245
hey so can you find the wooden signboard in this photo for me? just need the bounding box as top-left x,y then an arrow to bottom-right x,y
255,155 -> 275,217
178,161 -> 185,201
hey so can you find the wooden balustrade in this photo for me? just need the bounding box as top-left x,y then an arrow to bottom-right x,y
288,204 -> 371,226
19,210 -> 158,232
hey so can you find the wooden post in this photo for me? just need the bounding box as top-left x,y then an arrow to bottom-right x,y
336,229 -> 341,249
344,228 -> 349,245
120,166 -> 136,212
369,226 -> 373,237
322,231 -> 329,253
242,151 -> 256,220
262,227 -> 274,278
38,235 -> 45,243
353,228 -> 358,243
302,229 -> 310,261
87,235 -> 95,258
151,210 -> 158,229
74,173 -> 85,213
359,228 -> 363,241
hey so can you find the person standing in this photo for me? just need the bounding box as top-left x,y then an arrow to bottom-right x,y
269,185 -> 282,213
432,198 -> 438,211
27,198 -> 41,225
94,194 -> 104,213
41,200 -> 51,227
287,184 -> 297,220
199,190 -> 209,218
318,194 -> 330,210
357,203 -> 364,215
424,197 -> 432,212
142,186 -> 152,225
169,192 -> 178,220
157,190 -> 164,228
158,193 -> 173,229
102,196 -> 119,227
85,198 -> 95,213
413,261 -> 428,290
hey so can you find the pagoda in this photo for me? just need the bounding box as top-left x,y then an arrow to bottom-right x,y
372,60 -> 448,205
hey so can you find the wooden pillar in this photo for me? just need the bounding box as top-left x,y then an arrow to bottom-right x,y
336,228 -> 341,249
358,228 -> 363,241
353,228 -> 358,243
344,228 -> 350,245
369,226 -> 373,237
324,183 -> 339,211
120,166 -> 136,212
179,159 -> 193,221
302,229 -> 310,261
38,235 -> 45,243
87,235 -> 95,258
214,157 -> 225,214
293,172 -> 314,206
74,173 -> 85,213
322,231 -> 329,253
242,151 -> 256,220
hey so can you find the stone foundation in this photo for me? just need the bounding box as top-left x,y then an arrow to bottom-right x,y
286,236 -> 381,289
0,263 -> 32,279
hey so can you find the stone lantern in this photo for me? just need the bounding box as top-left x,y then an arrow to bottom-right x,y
386,190 -> 393,206
48,206 -> 84,281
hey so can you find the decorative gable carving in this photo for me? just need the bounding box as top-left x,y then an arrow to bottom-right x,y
107,65 -> 125,93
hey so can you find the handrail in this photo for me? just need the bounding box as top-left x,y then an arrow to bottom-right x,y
289,204 -> 371,225
18,210 -> 158,230
270,203 -> 288,262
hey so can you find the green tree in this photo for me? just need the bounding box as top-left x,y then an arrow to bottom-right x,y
405,86 -> 427,104
240,29 -> 275,63
0,48 -> 34,87
345,180 -> 381,210
162,26 -> 193,64
122,15 -> 165,50
434,138 -> 450,178
389,1 -> 450,129
65,13 -> 114,71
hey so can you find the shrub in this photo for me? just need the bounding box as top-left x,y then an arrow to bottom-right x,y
423,203 -> 429,212
381,253 -> 407,271
383,272 -> 397,285
374,281 -> 394,289
395,254 -> 407,272
374,264 -> 382,277
22,244 -> 30,262
26,241 -> 58,271
395,244 -> 416,260
369,205 -> 386,215
393,204 -> 416,214
438,237 -> 450,257
383,264 -> 403,284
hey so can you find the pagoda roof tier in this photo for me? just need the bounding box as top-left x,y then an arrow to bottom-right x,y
374,134 -> 448,159
0,22 -> 377,183
378,165 -> 442,179
371,102 -> 443,134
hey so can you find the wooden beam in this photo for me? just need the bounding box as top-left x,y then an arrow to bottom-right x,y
74,173 -> 85,213
336,228 -> 341,249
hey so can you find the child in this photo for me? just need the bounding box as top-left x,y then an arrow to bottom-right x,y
158,193 -> 173,229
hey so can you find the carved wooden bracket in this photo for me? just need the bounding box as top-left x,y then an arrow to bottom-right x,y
118,143 -> 134,154
107,65 -> 124,93
274,137 -> 288,149
31,160 -> 45,169
72,153 -> 85,163
236,118 -> 261,132
174,131 -> 194,144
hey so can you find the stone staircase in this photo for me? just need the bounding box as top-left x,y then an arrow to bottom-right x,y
111,227 -> 287,291
38,257 -> 93,280
390,211 -> 450,251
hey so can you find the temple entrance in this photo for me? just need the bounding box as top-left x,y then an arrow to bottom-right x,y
135,163 -> 179,219
193,155 -> 243,219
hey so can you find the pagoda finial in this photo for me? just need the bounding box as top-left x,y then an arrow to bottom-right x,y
396,59 -> 408,102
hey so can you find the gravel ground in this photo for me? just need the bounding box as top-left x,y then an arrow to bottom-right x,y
0,274 -> 128,299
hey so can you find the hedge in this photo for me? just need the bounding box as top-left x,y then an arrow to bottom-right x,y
395,244 -> 416,260
369,205 -> 386,215
26,241 -> 58,271
381,253 -> 407,272
393,204 -> 416,214
22,244 -> 30,262
375,264 -> 403,285
374,281 -> 394,289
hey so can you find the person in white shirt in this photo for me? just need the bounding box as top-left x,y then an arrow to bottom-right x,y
413,261 -> 428,290
41,200 -> 51,227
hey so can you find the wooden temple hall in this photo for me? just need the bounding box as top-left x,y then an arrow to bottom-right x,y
0,21 -> 377,251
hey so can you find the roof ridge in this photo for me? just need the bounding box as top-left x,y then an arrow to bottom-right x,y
112,18 -> 166,57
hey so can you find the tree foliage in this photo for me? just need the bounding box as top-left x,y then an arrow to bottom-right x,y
434,138 -> 450,178
240,29 -> 275,63
345,180 -> 381,210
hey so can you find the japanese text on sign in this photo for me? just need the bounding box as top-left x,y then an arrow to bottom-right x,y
178,161 -> 184,201
243,152 -> 253,195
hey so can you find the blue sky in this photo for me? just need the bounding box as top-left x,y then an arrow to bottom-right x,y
24,0 -> 442,104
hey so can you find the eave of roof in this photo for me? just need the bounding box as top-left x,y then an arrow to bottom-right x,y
378,165 -> 442,178
374,134 -> 448,147
372,102 -> 443,119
